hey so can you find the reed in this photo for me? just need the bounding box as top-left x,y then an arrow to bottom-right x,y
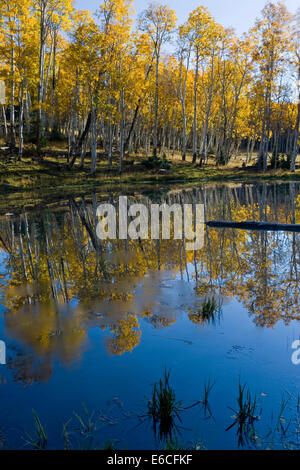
226,381 -> 260,447
24,409 -> 48,450
147,368 -> 182,440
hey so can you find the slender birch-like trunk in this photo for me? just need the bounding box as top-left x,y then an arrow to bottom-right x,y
192,48 -> 199,163
18,81 -> 24,161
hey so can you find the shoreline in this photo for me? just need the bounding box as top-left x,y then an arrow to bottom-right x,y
1,158 -> 299,195
0,173 -> 299,216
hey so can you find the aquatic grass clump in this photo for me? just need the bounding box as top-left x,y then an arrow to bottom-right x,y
102,440 -> 117,450
201,378 -> 215,418
63,405 -> 120,450
202,297 -> 218,315
226,381 -> 261,447
63,403 -> 100,450
264,394 -> 292,449
73,403 -> 97,436
147,368 -> 182,440
0,428 -> 6,448
164,434 -> 185,450
24,409 -> 48,450
188,296 -> 222,325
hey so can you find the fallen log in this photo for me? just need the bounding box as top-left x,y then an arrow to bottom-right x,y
206,220 -> 300,233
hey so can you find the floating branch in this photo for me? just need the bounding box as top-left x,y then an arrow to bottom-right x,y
206,221 -> 300,233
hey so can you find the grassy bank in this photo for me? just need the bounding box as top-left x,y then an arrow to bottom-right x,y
1,154 -> 299,194
0,149 -> 299,215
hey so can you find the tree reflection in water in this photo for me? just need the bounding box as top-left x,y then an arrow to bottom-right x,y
0,182 -> 299,385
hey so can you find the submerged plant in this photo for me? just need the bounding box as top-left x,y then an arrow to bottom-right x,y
202,297 -> 218,315
201,378 -> 215,418
163,433 -> 185,450
188,296 -> 222,326
72,404 -> 100,449
264,393 -> 294,449
226,381 -> 260,447
62,407 -> 121,450
147,368 -> 182,441
102,440 -> 118,450
24,409 -> 48,450
74,403 -> 97,435
62,419 -> 72,450
60,404 -> 101,450
0,428 -> 5,448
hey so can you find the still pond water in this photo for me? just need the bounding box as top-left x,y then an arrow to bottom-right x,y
0,182 -> 299,450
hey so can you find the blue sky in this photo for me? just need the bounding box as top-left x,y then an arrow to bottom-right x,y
74,0 -> 299,35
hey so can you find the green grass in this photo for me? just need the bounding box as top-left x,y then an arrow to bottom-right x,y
1,150 -> 299,216
1,153 -> 299,196
188,297 -> 223,326
24,409 -> 48,450
201,297 -> 221,318
164,434 -> 185,450
201,378 -> 215,418
147,368 -> 183,441
226,380 -> 260,447
1,151 -> 298,219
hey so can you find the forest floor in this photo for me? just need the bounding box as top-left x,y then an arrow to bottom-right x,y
0,142 -> 299,213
